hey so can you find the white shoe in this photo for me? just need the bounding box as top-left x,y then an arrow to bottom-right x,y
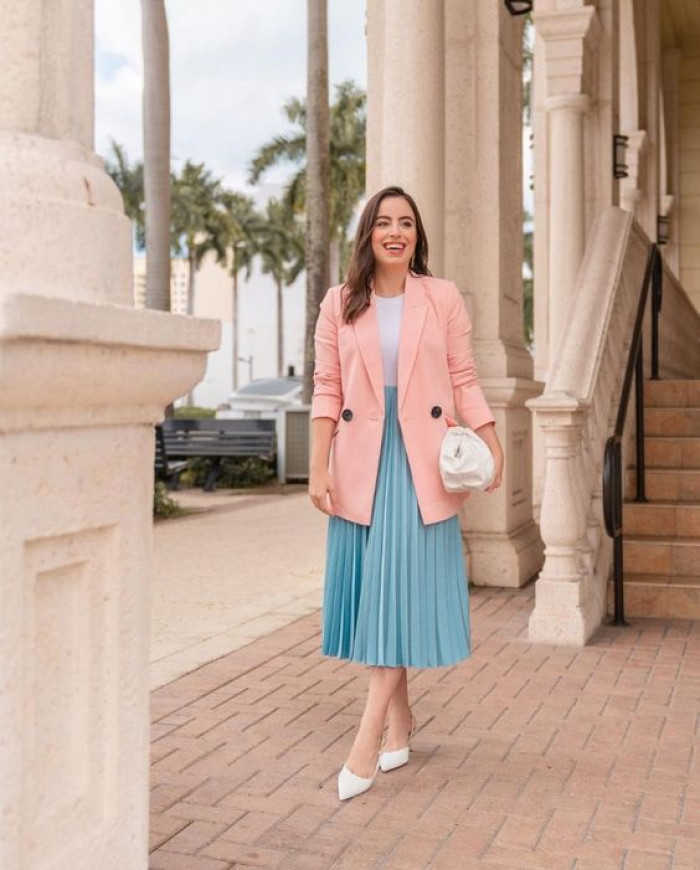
379,712 -> 417,773
337,757 -> 380,801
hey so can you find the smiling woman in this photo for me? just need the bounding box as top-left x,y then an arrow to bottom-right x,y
308,185 -> 505,801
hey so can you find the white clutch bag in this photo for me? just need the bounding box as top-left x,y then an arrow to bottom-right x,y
439,421 -> 495,492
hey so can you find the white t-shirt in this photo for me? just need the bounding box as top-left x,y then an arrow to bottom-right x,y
374,292 -> 405,387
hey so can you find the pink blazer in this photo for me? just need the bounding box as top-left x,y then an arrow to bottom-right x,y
311,271 -> 496,525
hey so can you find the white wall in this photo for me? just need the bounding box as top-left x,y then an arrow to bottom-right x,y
189,254 -> 306,408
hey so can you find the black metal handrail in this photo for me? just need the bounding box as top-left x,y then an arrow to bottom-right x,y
603,244 -> 663,625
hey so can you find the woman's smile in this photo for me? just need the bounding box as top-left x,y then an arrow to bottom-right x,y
371,195 -> 417,268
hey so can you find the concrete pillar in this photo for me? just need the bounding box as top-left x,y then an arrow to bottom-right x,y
620,130 -> 648,215
531,3 -> 601,518
0,3 -> 220,868
547,93 -> 590,346
441,0 -> 543,587
366,0 -> 445,274
534,6 -> 600,357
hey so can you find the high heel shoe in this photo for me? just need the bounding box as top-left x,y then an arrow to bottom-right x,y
337,729 -> 387,801
379,711 -> 417,773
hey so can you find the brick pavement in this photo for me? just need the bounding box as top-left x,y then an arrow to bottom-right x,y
149,585 -> 700,869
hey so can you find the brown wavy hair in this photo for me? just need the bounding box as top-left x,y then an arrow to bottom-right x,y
342,186 -> 431,324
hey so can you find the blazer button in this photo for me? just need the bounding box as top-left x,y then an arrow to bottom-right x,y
341,408 -> 353,421
431,405 -> 442,419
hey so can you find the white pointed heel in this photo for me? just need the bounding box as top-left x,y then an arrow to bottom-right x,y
337,757 -> 380,801
379,711 -> 417,773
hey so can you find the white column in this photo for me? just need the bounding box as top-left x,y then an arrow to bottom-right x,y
441,0 -> 543,588
0,4 -> 220,868
531,4 -> 600,516
366,0 -> 445,274
619,130 -> 648,215
546,93 -> 590,348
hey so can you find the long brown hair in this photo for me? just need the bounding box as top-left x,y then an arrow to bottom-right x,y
342,186 -> 431,324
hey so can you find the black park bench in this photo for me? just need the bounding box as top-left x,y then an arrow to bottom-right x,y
154,424 -> 189,490
157,418 -> 277,492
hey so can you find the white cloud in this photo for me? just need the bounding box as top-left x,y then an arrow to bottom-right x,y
95,0 -> 366,190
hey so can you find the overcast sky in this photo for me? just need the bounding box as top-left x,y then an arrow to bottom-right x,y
95,1 -> 367,194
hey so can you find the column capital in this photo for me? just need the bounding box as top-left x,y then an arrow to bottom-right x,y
533,5 -> 601,100
544,93 -> 591,114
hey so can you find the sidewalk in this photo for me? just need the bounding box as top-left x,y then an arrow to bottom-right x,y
150,487 -> 326,688
149,491 -> 700,869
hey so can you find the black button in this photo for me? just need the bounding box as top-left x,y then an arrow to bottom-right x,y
341,408 -> 353,421
431,405 -> 442,418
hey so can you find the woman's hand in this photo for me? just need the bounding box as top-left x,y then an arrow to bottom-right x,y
484,443 -> 504,494
475,422 -> 504,495
309,466 -> 337,515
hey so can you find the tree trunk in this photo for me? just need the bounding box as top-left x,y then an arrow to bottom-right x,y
303,0 -> 330,404
329,237 -> 340,285
141,0 -> 171,312
232,268 -> 239,392
276,277 -> 284,377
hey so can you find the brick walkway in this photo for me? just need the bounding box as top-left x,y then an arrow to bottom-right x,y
149,585 -> 700,870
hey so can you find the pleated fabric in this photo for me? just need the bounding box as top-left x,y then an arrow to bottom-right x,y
321,385 -> 471,668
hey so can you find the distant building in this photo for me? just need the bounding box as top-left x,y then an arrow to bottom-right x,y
133,253 -> 306,408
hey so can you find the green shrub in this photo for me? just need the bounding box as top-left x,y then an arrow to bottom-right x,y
174,406 -> 216,419
153,481 -> 185,518
180,456 -> 275,489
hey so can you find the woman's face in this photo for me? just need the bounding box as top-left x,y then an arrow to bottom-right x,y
370,196 -> 418,271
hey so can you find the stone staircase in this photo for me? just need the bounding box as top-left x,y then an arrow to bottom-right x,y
620,379 -> 700,618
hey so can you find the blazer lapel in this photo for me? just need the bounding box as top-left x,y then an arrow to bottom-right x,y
353,294 -> 385,412
397,272 -> 428,412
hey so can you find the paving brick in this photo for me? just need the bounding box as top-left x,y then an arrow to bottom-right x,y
149,848 -> 232,869
149,587 -> 700,869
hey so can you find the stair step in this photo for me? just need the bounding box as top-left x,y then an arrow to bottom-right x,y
643,436 -> 700,470
644,380 -> 700,408
624,536 -> 700,577
607,574 -> 700,619
623,501 -> 700,537
626,468 -> 700,502
645,407 -> 700,436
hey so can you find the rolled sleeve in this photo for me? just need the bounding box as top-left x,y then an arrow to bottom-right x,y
311,288 -> 342,422
446,282 -> 496,430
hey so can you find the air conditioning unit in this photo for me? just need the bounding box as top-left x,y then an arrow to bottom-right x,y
276,405 -> 311,482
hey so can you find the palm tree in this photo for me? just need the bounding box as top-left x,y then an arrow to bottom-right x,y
248,80 -> 365,284
104,141 -> 145,247
171,160 -> 223,316
304,0 -> 331,404
213,192 -> 263,390
257,199 -> 305,376
141,0 -> 172,312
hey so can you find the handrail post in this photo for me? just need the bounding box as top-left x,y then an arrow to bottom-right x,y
612,437 -> 626,625
651,246 -> 662,380
635,338 -> 647,503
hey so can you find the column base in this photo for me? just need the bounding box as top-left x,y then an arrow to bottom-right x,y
0,292 -> 220,870
466,521 -> 543,588
527,577 -> 603,646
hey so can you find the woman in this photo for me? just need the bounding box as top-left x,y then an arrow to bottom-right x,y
308,186 -> 504,801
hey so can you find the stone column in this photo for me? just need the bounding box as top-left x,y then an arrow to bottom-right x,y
531,3 -> 601,517
0,3 -> 219,868
547,93 -> 590,341
534,6 -> 600,356
619,130 -> 648,215
366,0 -> 445,274
440,0 -> 543,587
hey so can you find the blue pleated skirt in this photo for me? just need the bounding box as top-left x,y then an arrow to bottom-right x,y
320,385 -> 471,668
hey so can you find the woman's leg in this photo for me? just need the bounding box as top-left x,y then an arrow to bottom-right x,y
383,667 -> 414,751
344,665 -> 403,777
